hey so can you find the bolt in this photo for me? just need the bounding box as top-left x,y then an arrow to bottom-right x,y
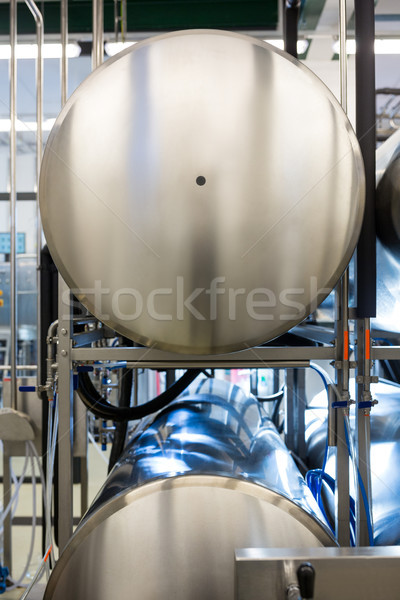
61,349 -> 67,357
61,328 -> 67,336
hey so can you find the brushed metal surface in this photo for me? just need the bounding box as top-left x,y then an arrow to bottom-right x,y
235,547 -> 400,600
86,378 -> 332,524
45,380 -> 334,600
39,30 -> 365,354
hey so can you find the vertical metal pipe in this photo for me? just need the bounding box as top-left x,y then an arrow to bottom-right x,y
334,0 -> 351,546
354,0 -> 375,547
339,0 -> 347,114
24,0 -> 44,404
282,0 -> 301,58
355,0 -> 376,317
9,0 -> 17,410
92,0 -> 104,71
61,0 -> 68,106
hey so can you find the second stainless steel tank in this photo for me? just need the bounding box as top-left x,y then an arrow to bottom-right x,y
44,379 -> 335,600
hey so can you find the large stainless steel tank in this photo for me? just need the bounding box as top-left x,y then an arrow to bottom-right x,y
45,379 -> 334,600
39,30 -> 365,354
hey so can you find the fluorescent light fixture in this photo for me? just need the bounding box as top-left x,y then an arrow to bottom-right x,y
0,118 -> 56,133
333,38 -> 400,55
264,39 -> 310,55
0,43 -> 81,60
104,41 -> 136,57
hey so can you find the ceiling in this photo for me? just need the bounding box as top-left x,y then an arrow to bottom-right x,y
0,0 -> 400,162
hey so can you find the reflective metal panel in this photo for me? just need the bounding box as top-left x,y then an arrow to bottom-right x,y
87,378 -> 330,524
45,380 -> 334,600
39,30 -> 364,353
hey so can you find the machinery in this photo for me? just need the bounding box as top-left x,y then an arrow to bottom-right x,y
45,378 -> 335,600
4,1 -> 400,599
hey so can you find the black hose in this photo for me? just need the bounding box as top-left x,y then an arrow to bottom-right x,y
108,341 -> 134,472
78,369 -> 202,422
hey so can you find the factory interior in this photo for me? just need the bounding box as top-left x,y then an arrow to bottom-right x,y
1,0 -> 400,598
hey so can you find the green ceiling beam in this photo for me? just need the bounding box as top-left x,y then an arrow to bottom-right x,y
0,1 -> 278,36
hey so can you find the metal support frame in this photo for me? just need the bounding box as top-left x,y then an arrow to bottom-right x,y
355,318 -> 373,546
5,0 -> 43,572
354,0 -> 376,546
9,0 -> 17,411
57,276 -> 74,552
282,0 -> 301,58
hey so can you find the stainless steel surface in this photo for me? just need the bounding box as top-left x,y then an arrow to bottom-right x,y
339,0 -> 347,113
355,317 -> 373,546
61,0 -> 68,106
92,0 -> 104,70
71,344 -> 336,364
45,379 -> 334,600
306,379 -> 400,545
57,274 -> 74,551
39,30 -> 365,354
10,0 -> 17,408
235,547 -> 400,600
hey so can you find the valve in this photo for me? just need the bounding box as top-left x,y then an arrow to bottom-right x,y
0,564 -> 9,594
297,562 -> 315,600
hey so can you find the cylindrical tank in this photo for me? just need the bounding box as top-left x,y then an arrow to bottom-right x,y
45,379 -> 334,600
39,29 -> 365,354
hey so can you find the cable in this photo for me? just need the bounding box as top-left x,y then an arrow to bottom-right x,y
77,369 -> 202,422
108,339 -> 134,472
0,449 -> 30,530
18,545 -> 52,600
7,446 -> 37,590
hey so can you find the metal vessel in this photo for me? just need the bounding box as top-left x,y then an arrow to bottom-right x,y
44,379 -> 335,600
39,30 -> 365,354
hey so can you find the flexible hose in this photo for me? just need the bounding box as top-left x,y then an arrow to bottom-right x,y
108,340 -> 134,472
77,369 -> 202,422
7,446 -> 37,590
0,449 -> 30,530
27,441 -> 51,581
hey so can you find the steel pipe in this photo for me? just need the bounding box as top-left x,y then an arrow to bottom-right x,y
9,0 -> 17,410
24,0 -> 44,402
61,0 -> 68,106
92,0 -> 104,70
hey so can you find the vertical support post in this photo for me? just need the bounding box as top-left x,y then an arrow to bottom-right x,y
57,275 -> 74,551
332,0 -> 352,547
355,318 -> 373,546
24,0 -> 43,405
9,0 -> 17,410
284,369 -> 306,460
3,452 -> 12,570
355,0 -> 376,319
354,0 -> 376,546
335,272 -> 351,546
282,0 -> 301,58
61,0 -> 68,106
92,0 -> 104,71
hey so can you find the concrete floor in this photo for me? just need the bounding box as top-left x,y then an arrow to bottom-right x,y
0,442 -> 110,599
